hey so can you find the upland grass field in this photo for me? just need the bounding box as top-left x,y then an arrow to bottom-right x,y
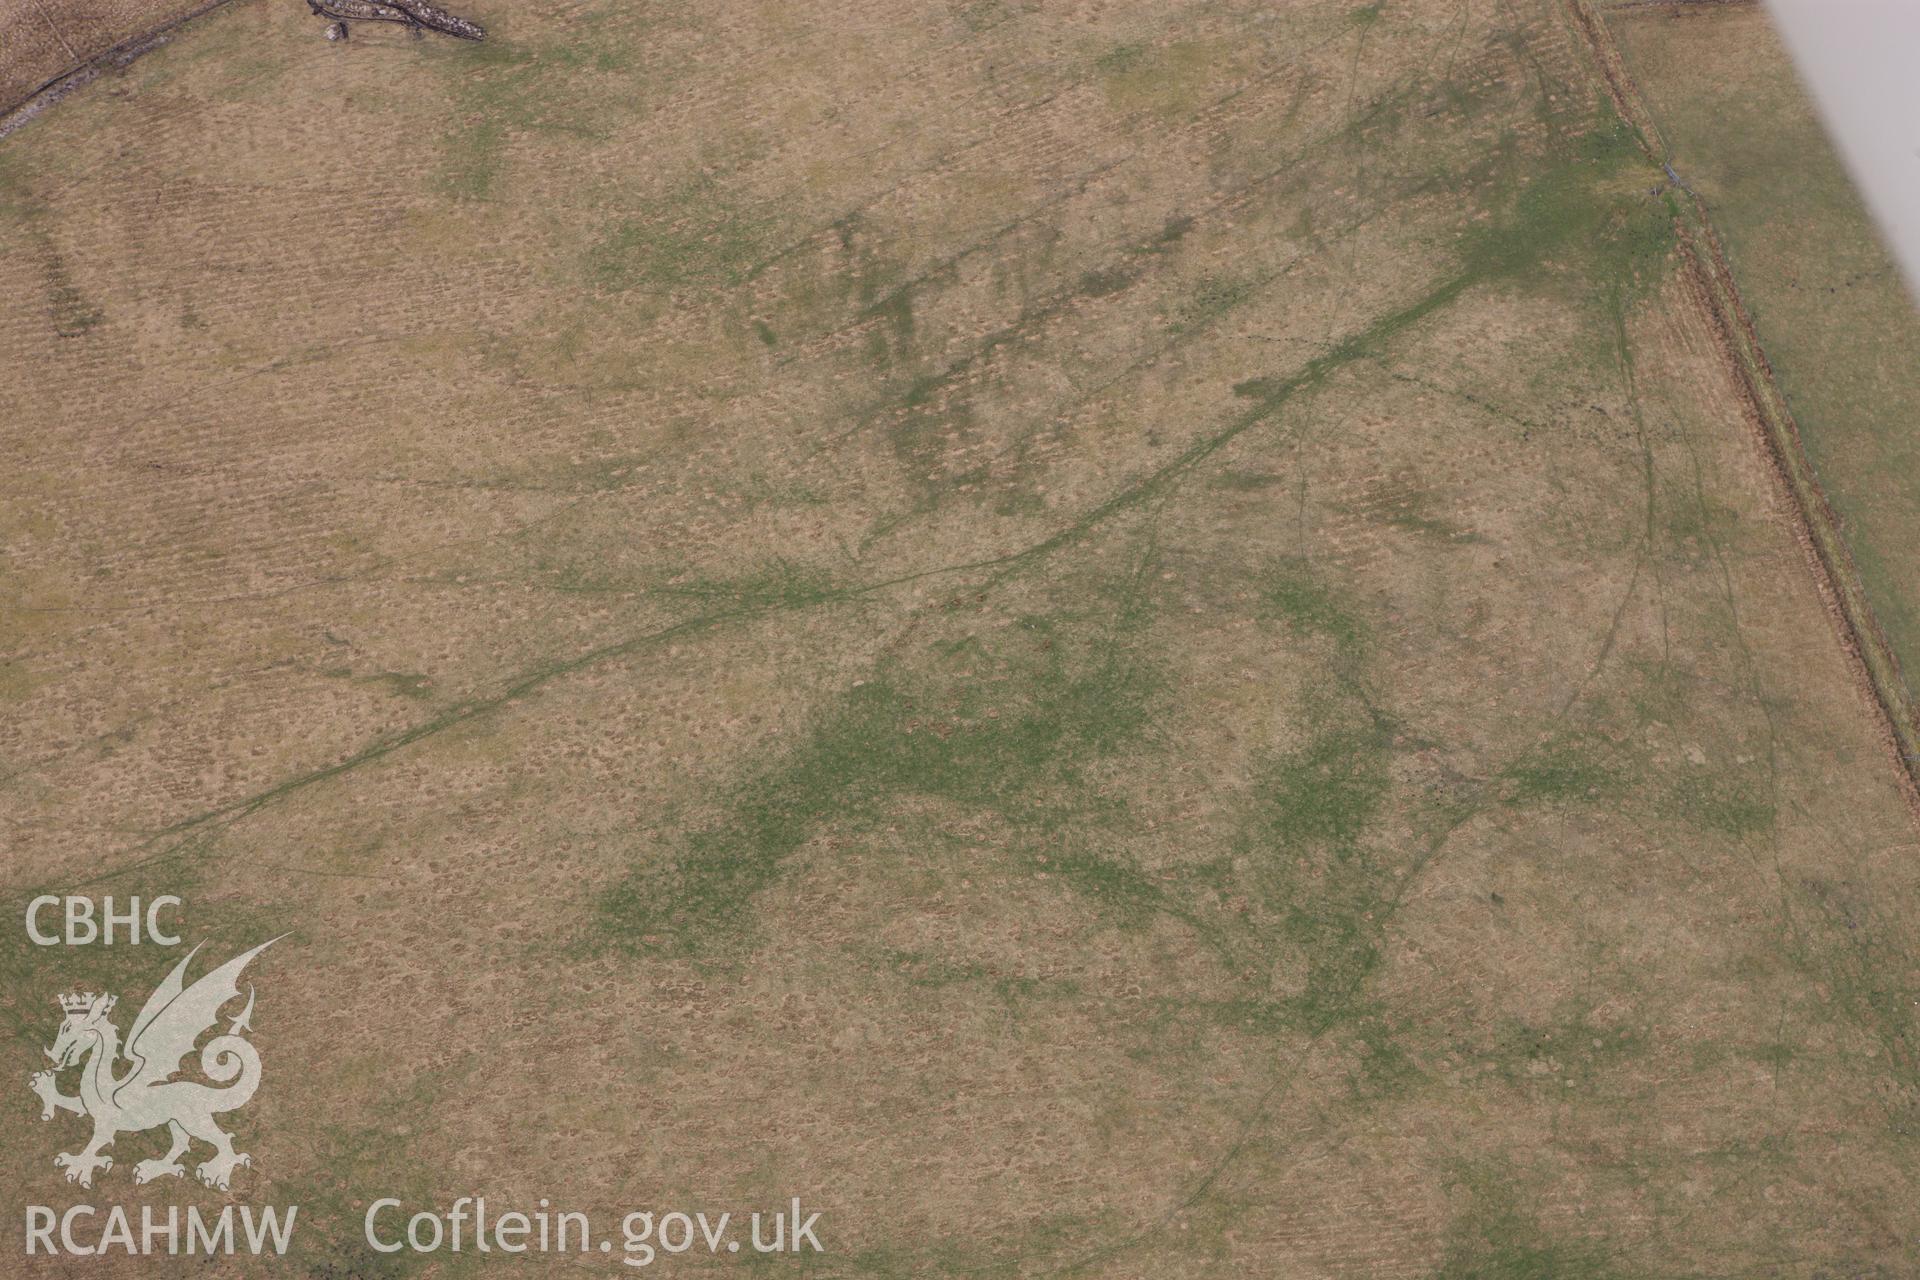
2,0 -> 1917,1275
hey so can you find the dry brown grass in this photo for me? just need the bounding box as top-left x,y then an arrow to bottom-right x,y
1,1 -> 1916,1275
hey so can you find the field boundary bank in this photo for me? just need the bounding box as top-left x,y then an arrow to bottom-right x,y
1604,0 -> 1756,15
0,0 -> 236,140
1567,0 -> 1920,815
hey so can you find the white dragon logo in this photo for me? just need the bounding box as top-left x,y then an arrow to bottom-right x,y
28,938 -> 281,1191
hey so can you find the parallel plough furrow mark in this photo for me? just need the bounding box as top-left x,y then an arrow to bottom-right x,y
955,179 -> 1433,495
816,79 -> 1452,455
735,92 -> 1071,288
924,270 -> 1479,583
269,11 -> 1528,497
737,7 -> 1374,288
640,0 -> 1024,129
69,256 -> 1483,889
813,14 -> 1584,462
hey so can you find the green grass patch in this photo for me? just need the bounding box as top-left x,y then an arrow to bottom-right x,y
435,120 -> 507,201
1246,722 -> 1389,849
1258,558 -> 1368,652
1170,274 -> 1257,333
1095,40 -> 1219,118
1795,885 -> 1919,1091
1043,850 -> 1165,924
596,600 -> 1163,953
1485,1004 -> 1648,1088
651,560 -> 847,610
1236,710 -> 1396,1033
1431,1169 -> 1638,1280
1500,739 -> 1623,806
1432,1235 -> 1628,1280
1659,768 -> 1772,838
584,189 -> 770,293
1094,42 -> 1148,75
1460,109 -> 1675,294
425,2 -> 696,205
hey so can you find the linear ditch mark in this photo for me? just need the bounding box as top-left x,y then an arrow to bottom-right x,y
1605,0 -> 1755,14
814,75 -> 1439,456
69,255 -> 1484,890
1566,0 -> 1920,817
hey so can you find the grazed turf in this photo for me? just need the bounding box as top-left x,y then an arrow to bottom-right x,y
3,1 -> 1918,1276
